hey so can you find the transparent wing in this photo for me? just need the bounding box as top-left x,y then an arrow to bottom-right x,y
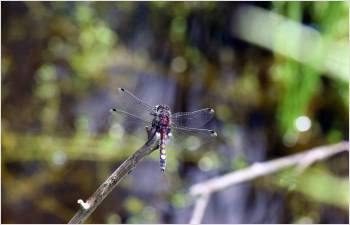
110,108 -> 152,124
110,88 -> 155,132
118,88 -> 154,111
171,125 -> 217,138
113,88 -> 155,123
171,108 -> 215,128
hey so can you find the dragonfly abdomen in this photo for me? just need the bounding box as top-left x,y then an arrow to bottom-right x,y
159,132 -> 167,173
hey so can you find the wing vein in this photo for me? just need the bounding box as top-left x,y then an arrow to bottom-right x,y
171,125 -> 217,136
111,108 -> 152,123
119,88 -> 154,113
171,108 -> 213,118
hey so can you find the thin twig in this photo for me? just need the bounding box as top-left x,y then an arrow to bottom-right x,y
188,141 -> 348,223
190,141 -> 348,196
68,127 -> 159,224
189,193 -> 210,224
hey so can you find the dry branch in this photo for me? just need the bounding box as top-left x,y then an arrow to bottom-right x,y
189,141 -> 349,223
68,128 -> 159,224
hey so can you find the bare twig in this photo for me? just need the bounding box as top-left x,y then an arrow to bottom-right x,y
189,141 -> 348,223
189,193 -> 210,224
68,128 -> 159,224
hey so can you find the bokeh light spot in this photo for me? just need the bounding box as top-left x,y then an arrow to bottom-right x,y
52,150 -> 67,166
171,56 -> 187,73
185,136 -> 201,151
198,155 -> 213,171
295,116 -> 311,132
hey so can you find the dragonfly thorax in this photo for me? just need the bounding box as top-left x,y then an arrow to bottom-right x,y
152,104 -> 171,134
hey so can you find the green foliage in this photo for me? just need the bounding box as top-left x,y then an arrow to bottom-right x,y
124,197 -> 144,214
231,153 -> 248,170
105,213 -> 121,224
270,1 -> 348,139
124,198 -> 158,223
275,166 -> 348,209
171,191 -> 188,208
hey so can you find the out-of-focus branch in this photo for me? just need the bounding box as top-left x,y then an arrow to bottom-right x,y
189,141 -> 348,223
189,193 -> 210,224
68,127 -> 159,224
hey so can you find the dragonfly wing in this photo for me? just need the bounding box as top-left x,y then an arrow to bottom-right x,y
111,88 -> 155,133
171,125 -> 217,137
110,108 -> 152,124
168,125 -> 217,150
110,108 -> 153,132
112,88 -> 155,123
117,88 -> 154,111
171,108 -> 215,128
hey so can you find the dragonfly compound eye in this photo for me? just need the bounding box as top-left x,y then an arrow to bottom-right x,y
210,130 -> 217,137
154,105 -> 160,111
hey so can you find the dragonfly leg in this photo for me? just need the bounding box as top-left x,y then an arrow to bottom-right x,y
145,126 -> 151,139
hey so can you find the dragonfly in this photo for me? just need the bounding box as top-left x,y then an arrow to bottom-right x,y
110,88 -> 217,173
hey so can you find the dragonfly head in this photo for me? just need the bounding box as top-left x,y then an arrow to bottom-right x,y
154,104 -> 171,114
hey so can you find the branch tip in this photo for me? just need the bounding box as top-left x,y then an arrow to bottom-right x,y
77,199 -> 90,210
69,127 -> 159,223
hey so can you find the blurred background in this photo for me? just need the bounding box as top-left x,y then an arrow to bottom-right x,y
1,1 -> 349,223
